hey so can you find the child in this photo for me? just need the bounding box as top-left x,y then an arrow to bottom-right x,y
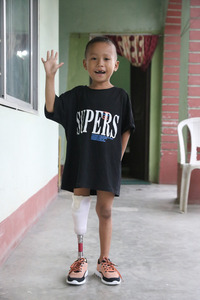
41,36 -> 135,286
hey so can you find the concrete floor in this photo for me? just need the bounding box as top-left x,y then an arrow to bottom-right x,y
1,184 -> 200,300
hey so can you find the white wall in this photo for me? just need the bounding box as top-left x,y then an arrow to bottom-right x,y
0,0 -> 59,223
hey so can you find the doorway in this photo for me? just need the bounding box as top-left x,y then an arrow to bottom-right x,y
122,64 -> 151,181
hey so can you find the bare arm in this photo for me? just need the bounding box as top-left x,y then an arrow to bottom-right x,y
121,130 -> 131,160
41,50 -> 64,112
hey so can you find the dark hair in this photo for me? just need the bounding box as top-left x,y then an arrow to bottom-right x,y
84,36 -> 117,58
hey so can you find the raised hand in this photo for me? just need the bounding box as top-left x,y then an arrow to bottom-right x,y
41,50 -> 64,78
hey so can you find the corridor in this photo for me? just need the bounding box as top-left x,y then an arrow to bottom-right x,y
1,184 -> 200,300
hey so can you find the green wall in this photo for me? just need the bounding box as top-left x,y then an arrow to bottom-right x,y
60,0 -> 166,35
67,34 -> 89,90
59,0 -> 168,181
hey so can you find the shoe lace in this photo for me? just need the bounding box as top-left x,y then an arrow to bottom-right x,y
101,257 -> 123,280
69,258 -> 86,274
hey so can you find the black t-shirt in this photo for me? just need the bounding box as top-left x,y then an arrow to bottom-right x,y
45,85 -> 135,196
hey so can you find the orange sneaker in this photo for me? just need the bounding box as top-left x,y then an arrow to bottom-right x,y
66,258 -> 88,285
95,257 -> 122,285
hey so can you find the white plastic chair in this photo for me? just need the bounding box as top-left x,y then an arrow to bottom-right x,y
178,117 -> 200,213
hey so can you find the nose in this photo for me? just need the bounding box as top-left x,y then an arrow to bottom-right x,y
97,58 -> 104,66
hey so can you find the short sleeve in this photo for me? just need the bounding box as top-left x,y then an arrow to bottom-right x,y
121,93 -> 135,134
44,89 -> 73,129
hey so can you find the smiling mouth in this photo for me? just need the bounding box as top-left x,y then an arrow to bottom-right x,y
95,70 -> 106,74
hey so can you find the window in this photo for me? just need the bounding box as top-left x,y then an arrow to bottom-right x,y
0,0 -> 38,112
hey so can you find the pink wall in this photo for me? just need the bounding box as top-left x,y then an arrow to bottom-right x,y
159,0 -> 181,184
0,176 -> 58,266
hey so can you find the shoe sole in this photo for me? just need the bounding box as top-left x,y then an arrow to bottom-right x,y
94,270 -> 121,286
66,270 -> 88,285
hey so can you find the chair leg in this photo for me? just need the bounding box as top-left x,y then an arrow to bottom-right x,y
180,166 -> 191,213
179,167 -> 186,212
183,170 -> 192,213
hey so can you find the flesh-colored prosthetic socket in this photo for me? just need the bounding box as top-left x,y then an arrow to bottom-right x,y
72,195 -> 91,258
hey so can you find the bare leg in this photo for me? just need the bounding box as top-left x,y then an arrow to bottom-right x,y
74,188 -> 90,196
96,190 -> 114,262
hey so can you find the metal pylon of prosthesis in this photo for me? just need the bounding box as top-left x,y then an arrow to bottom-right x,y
77,235 -> 84,258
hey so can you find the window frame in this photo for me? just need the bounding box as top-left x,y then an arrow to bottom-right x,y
0,0 -> 38,113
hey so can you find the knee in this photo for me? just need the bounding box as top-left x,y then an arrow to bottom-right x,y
96,205 -> 112,220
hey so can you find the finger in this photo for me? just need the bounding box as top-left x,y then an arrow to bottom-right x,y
57,62 -> 64,69
46,50 -> 50,60
55,52 -> 58,60
41,57 -> 45,64
51,49 -> 54,58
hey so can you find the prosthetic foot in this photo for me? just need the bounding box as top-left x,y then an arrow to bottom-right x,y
72,195 -> 91,258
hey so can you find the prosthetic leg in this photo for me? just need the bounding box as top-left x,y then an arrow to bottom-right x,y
72,195 -> 91,258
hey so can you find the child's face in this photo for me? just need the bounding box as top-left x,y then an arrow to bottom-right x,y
83,42 -> 119,89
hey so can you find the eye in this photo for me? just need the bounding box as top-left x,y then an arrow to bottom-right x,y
91,57 -> 97,60
104,57 -> 110,61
